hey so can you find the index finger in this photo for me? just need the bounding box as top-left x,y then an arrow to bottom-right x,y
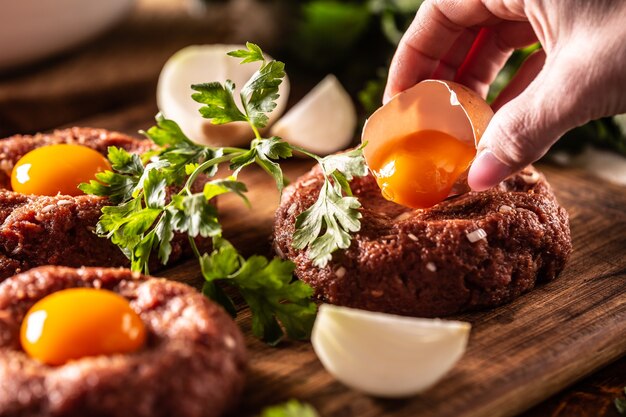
383,0 -> 514,102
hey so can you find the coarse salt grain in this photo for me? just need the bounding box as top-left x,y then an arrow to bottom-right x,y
520,171 -> 540,184
300,178 -> 318,188
394,211 -> 412,222
466,228 -> 487,243
426,262 -> 437,272
224,335 -> 236,349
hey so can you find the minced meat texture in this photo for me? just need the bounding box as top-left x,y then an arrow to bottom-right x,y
274,165 -> 572,317
0,128 -> 201,280
0,266 -> 246,417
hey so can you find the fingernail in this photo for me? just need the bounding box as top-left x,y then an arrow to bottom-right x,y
468,150 -> 514,191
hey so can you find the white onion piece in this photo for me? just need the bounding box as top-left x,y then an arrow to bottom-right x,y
157,44 -> 290,147
312,304 -> 470,398
270,74 -> 357,155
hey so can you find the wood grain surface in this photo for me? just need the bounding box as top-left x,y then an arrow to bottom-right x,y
70,101 -> 626,417
0,0 -> 288,137
166,156 -> 626,417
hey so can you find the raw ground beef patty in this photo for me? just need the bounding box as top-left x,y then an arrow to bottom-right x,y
0,266 -> 246,417
0,128 -> 196,280
274,165 -> 572,317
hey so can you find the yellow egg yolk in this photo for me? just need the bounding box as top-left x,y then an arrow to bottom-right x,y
20,288 -> 146,366
368,130 -> 476,208
11,144 -> 111,196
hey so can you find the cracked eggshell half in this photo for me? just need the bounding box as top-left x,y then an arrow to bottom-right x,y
270,74 -> 357,155
361,80 -> 493,197
312,304 -> 470,398
157,44 -> 290,146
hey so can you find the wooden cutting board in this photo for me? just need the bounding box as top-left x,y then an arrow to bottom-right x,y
172,161 -> 626,417
70,101 -> 626,417
6,108 -> 623,415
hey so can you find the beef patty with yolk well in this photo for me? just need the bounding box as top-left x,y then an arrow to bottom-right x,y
0,266 -> 246,417
0,128 -> 209,280
274,165 -> 572,317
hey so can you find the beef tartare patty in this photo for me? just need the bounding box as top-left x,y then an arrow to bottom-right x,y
0,128 -> 194,280
274,165 -> 572,317
0,266 -> 246,417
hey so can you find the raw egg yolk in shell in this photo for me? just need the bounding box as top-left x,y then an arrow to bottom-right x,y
368,130 -> 476,209
11,144 -> 111,196
20,288 -> 146,366
362,80 -> 494,209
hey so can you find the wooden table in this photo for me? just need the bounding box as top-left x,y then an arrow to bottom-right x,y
0,1 -> 624,416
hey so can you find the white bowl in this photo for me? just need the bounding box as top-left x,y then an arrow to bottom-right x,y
0,0 -> 134,71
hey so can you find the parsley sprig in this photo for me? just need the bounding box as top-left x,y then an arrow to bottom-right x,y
80,42 -> 366,344
291,146 -> 368,267
616,386 -> 626,415
260,400 -> 319,417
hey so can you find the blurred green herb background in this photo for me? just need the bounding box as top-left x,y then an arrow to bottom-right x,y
204,0 -> 626,157
288,0 -> 626,157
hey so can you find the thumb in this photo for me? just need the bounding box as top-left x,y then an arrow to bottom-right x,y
468,60 -> 588,191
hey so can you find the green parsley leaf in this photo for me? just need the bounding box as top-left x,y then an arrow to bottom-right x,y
79,169 -> 137,204
227,41 -> 265,64
171,193 -> 221,238
292,181 -> 361,267
197,43 -> 286,131
231,137 -> 292,193
97,198 -> 163,272
321,146 -> 369,182
143,169 -> 168,209
260,400 -> 319,417
143,115 -> 216,185
191,80 -> 248,125
292,147 -> 367,267
201,237 -> 317,345
225,42 -> 286,129
142,112 -> 195,147
79,146 -> 145,203
203,177 -> 249,206
201,237 -> 241,280
132,229 -> 156,274
108,146 -> 144,176
241,60 -> 286,129
200,238 -> 240,317
616,387 -> 626,415
154,210 -> 174,265
133,159 -> 169,200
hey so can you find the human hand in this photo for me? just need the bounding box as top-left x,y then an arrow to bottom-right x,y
384,0 -> 626,190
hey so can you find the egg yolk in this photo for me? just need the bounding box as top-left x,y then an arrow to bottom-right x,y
11,144 -> 111,196
368,130 -> 476,208
20,288 -> 146,366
